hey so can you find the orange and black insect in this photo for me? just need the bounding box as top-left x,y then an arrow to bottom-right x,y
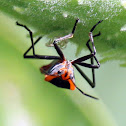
16,19 -> 103,99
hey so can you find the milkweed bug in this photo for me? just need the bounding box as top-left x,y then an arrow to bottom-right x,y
16,19 -> 103,99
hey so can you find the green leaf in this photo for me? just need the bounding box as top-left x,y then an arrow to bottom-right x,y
0,0 -> 126,65
0,0 -> 125,126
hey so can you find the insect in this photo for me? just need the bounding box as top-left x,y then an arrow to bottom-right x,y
16,19 -> 103,99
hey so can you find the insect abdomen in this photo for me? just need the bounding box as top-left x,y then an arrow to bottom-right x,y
50,77 -> 70,89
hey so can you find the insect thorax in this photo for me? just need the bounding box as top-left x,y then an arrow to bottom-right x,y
40,60 -> 75,83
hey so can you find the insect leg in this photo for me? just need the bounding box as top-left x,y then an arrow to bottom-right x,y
90,20 -> 103,32
54,19 -> 79,42
71,53 -> 94,63
75,62 -> 99,68
16,22 -> 61,60
72,31 -> 101,87
71,32 -> 101,64
85,20 -> 103,87
86,20 -> 103,66
73,64 -> 95,88
74,82 -> 98,99
53,19 -> 79,60
86,32 -> 101,52
86,20 -> 103,57
87,20 -> 103,55
86,31 -> 101,68
16,22 -> 36,55
23,36 -> 42,58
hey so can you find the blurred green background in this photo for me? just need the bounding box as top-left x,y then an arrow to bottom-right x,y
0,0 -> 126,126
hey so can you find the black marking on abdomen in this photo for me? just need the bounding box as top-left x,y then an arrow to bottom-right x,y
50,77 -> 70,89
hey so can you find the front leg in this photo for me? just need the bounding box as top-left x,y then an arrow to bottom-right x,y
16,22 -> 61,60
53,19 -> 79,60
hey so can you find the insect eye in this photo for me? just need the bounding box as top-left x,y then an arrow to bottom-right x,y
57,70 -> 64,75
58,70 -> 62,74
